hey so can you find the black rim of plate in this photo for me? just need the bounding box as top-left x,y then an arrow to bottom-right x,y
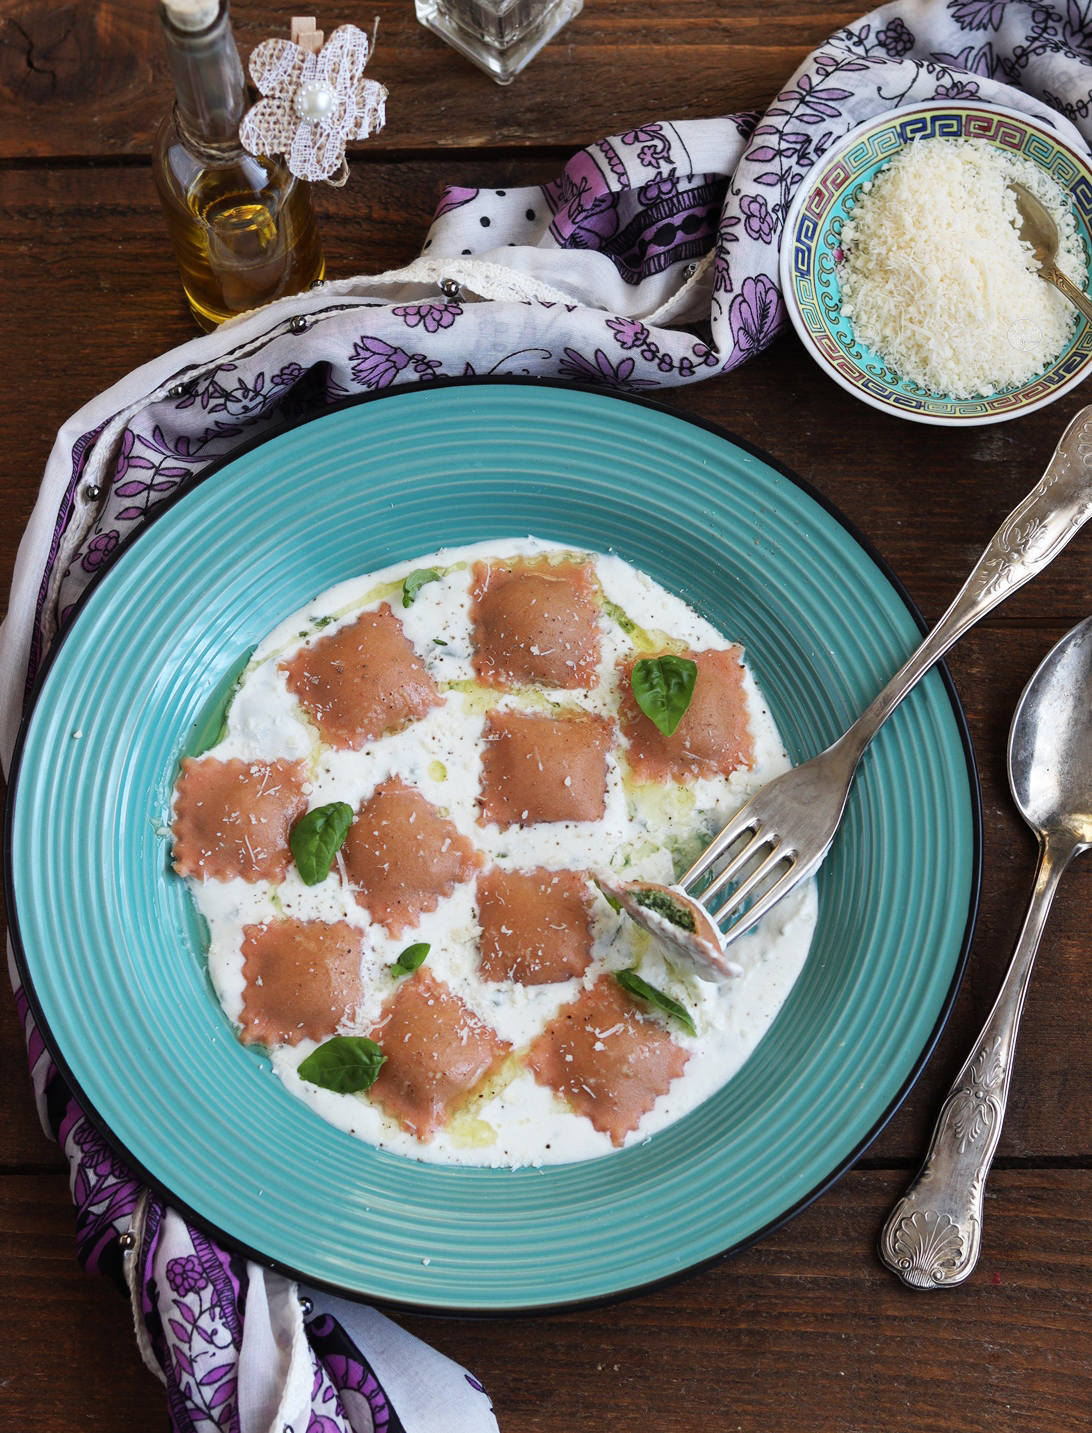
5,376 -> 983,1317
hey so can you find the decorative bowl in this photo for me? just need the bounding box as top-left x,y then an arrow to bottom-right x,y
780,101 -> 1092,425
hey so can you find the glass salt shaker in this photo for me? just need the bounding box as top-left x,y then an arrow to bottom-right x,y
415,0 -> 583,85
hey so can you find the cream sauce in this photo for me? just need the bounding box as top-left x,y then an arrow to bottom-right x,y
177,538 -> 818,1166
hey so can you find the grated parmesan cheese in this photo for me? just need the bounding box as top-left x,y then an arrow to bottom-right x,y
837,137 -> 1087,399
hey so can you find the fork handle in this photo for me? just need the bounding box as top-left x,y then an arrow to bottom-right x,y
840,403 -> 1092,765
877,827 -> 1076,1287
1041,265 -> 1092,325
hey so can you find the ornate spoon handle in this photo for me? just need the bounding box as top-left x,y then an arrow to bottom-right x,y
843,405 -> 1092,765
878,829 -> 1077,1289
1042,264 -> 1092,324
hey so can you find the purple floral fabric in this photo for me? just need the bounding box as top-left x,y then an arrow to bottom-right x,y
307,1316 -> 406,1433
7,3 -> 1092,1428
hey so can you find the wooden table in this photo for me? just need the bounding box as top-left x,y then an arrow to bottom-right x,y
2,3 -> 1090,1428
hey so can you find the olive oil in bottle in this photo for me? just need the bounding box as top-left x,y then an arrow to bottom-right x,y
153,0 -> 324,330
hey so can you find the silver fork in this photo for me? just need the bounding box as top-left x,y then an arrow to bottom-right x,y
673,404 -> 1092,953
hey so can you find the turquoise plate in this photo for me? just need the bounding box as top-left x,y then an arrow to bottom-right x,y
780,101 -> 1092,425
6,382 -> 979,1312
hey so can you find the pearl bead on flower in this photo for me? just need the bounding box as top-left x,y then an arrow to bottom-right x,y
240,23 -> 386,182
294,80 -> 336,123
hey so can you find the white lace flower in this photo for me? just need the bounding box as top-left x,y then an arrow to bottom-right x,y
240,24 -> 387,186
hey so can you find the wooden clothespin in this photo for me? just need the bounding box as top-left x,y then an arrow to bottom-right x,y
291,15 -> 324,52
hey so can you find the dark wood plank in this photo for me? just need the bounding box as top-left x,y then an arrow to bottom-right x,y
0,0 -> 861,159
402,1167 -> 1092,1432
0,1174 -> 166,1430
3,1168 -> 1091,1432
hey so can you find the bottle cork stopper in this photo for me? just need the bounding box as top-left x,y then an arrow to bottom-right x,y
163,0 -> 220,30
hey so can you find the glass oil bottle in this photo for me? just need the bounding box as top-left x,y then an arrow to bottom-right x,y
153,0 -> 324,330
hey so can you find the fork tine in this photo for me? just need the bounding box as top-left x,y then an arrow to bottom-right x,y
696,831 -> 777,906
707,844 -> 794,926
681,808 -> 762,888
715,864 -> 804,948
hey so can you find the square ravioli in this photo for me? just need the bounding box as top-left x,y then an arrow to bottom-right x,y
470,555 -> 601,690
525,978 -> 689,1146
344,775 -> 481,936
478,710 -> 613,828
281,602 -> 442,749
477,867 -> 594,984
174,539 -> 816,1170
368,970 -> 511,1140
239,918 -> 364,1047
620,647 -> 755,783
171,757 -> 309,882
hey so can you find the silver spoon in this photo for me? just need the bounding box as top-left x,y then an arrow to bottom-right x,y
879,614 -> 1092,1288
1011,181 -> 1092,323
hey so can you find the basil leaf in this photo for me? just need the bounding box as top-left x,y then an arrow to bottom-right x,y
297,1036 -> 386,1094
632,887 -> 696,933
391,942 -> 430,978
615,969 -> 696,1037
631,655 -> 698,737
592,876 -> 622,914
290,802 -> 353,886
402,568 -> 442,608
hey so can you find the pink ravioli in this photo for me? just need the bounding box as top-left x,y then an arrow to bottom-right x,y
171,757 -> 308,882
281,603 -> 442,749
343,775 -> 482,936
620,647 -> 755,783
238,918 -> 364,1047
470,555 -> 601,690
525,978 -> 690,1147
478,710 -> 613,828
477,867 -> 594,984
368,970 -> 511,1140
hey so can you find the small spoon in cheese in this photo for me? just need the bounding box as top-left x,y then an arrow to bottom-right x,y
1011,181 -> 1092,322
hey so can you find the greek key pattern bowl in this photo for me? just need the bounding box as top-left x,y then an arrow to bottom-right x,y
780,103 -> 1092,426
